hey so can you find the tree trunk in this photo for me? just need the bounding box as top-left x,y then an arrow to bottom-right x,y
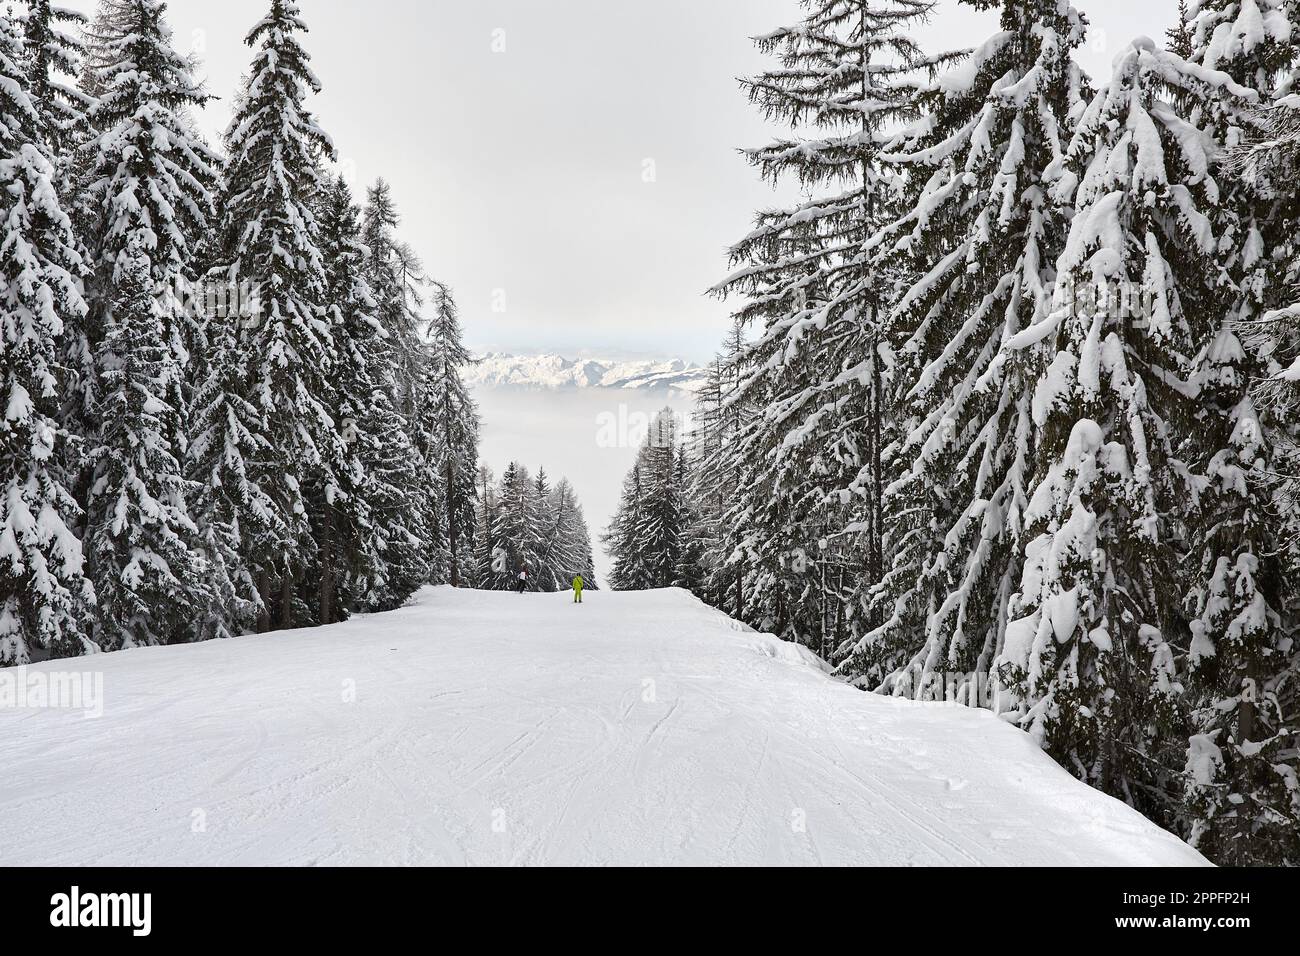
257,569 -> 272,634
320,505 -> 334,626
280,566 -> 295,631
867,337 -> 885,630
446,460 -> 459,587
1239,659 -> 1258,744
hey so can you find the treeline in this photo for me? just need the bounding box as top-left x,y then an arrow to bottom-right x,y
473,463 -> 599,592
0,0 -> 479,664
606,0 -> 1300,866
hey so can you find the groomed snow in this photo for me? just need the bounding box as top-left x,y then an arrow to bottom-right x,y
0,587 -> 1209,866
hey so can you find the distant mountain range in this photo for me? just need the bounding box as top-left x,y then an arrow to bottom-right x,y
465,353 -> 709,393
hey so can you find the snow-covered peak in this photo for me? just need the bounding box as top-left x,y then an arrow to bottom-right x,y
466,353 -> 709,393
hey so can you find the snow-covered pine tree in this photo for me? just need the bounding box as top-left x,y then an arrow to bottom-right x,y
605,460 -> 650,592
709,0 -> 944,651
996,36 -> 1258,826
318,177 -> 436,612
687,341 -> 752,614
704,303 -> 859,648
1178,0 -> 1300,865
188,232 -> 271,639
671,446 -> 705,596
578,539 -> 599,592
1189,0 -> 1294,89
204,0 -> 339,629
471,464 -> 498,588
530,467 -> 556,590
20,1 -> 95,503
76,0 -> 135,99
352,177 -> 447,595
1167,0 -> 1194,60
840,0 -> 1088,700
0,11 -> 95,665
605,409 -> 692,591
534,475 -> 590,592
490,462 -> 543,590
313,175 -> 388,621
86,238 -> 212,649
20,0 -> 89,159
74,0 -> 219,647
415,281 -> 479,587
1240,106 -> 1300,525
563,482 -> 600,593
363,178 -> 427,423
349,402 -> 432,611
75,0 -> 218,446
1232,64 -> 1300,865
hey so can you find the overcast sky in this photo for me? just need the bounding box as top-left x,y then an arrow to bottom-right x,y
66,0 -> 1174,362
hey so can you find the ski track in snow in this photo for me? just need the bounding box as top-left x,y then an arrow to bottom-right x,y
0,587 -> 1209,867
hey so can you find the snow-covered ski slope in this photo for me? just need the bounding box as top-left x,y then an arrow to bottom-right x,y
0,587 -> 1207,866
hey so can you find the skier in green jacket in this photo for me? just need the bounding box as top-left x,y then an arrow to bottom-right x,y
572,574 -> 584,604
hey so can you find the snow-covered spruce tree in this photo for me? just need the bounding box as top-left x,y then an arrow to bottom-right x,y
604,409 -> 694,591
187,217 -> 272,639
1167,0 -> 1194,60
204,0 -> 340,629
471,464 -> 498,588
534,474 -> 598,592
77,0 -> 136,99
687,341 -> 753,614
670,448 -> 704,596
75,0 -> 217,446
709,0 -> 943,651
1178,0 -> 1300,865
353,177 -> 446,595
20,1 -> 94,497
1189,0 -> 1294,90
312,176 -> 393,620
571,485 -> 600,592
838,0 -> 1087,698
187,213 -> 266,640
314,177 -> 434,613
489,462 -> 543,590
75,0 -> 218,647
680,360 -> 725,606
363,178 -> 427,423
1247,104 -> 1300,423
415,281 -> 479,587
0,11 -> 95,665
348,393 -> 432,612
1231,93 -> 1300,863
605,460 -> 650,592
529,468 -> 556,590
85,239 -> 212,649
1241,104 -> 1300,535
700,324 -> 831,642
996,37 -> 1259,825
20,0 -> 89,159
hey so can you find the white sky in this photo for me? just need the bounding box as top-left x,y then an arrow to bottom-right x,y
65,0 -> 1173,362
